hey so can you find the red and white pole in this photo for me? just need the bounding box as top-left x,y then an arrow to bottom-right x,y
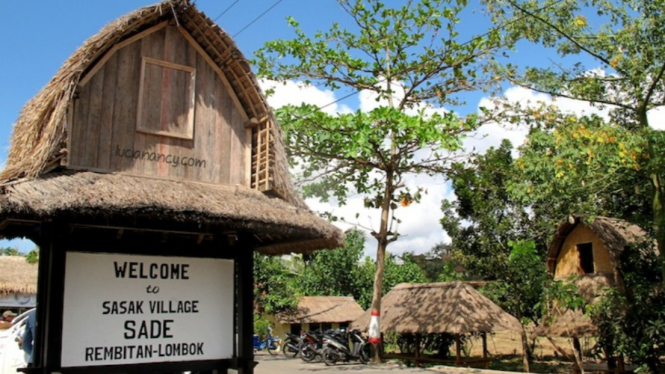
368,310 -> 381,344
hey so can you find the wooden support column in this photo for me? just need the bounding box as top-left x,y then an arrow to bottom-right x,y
414,334 -> 420,368
236,236 -> 255,374
455,333 -> 461,366
482,332 -> 489,369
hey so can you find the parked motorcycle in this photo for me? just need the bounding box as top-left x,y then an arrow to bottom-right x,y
300,330 -> 324,362
282,331 -> 303,358
322,329 -> 369,365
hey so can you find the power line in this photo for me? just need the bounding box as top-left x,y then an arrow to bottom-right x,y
233,0 -> 284,38
313,0 -> 568,110
213,0 -> 240,22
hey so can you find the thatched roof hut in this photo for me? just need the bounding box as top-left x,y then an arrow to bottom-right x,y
547,215 -> 652,278
536,215 -> 652,339
0,0 -> 342,254
0,256 -> 37,296
277,296 -> 364,324
350,282 -> 522,334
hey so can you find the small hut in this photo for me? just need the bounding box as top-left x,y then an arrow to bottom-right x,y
547,215 -> 651,285
538,215 -> 652,371
0,1 -> 342,373
0,256 -> 37,310
350,282 -> 522,367
272,296 -> 364,337
540,215 -> 653,340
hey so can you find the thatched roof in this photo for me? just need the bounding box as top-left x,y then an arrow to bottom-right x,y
350,282 -> 522,334
277,296 -> 365,324
0,256 -> 38,296
0,0 -> 343,254
547,215 -> 652,274
0,172 -> 342,255
534,274 -> 614,338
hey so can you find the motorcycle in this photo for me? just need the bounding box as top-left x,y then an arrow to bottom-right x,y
252,326 -> 281,355
300,330 -> 324,362
281,331 -> 303,358
322,329 -> 369,365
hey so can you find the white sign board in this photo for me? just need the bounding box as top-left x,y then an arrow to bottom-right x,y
61,252 -> 234,367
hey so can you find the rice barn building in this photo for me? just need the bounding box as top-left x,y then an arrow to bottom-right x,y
0,1 -> 342,373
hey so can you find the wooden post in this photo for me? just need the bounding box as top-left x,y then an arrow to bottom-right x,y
414,334 -> 420,367
482,332 -> 489,369
236,236 -> 255,374
572,337 -> 584,373
455,333 -> 461,366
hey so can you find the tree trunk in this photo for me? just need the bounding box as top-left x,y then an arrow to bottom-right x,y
650,172 -> 665,283
521,327 -> 530,373
369,176 -> 394,364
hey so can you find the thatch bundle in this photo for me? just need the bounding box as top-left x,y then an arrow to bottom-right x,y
277,296 -> 364,324
0,256 -> 37,296
0,0 -> 343,254
350,282 -> 522,334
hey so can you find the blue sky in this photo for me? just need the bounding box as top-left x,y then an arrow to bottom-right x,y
2,1 -> 644,257
0,0 -> 500,255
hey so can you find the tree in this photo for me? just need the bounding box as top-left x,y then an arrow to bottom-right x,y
481,240 -> 550,371
440,139 -> 550,279
254,0 -> 509,361
483,0 -> 665,279
512,112 -> 653,229
253,253 -> 299,315
0,247 -> 20,256
299,229 -> 375,308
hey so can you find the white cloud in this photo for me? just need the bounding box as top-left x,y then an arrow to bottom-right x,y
0,238 -> 37,253
259,79 -> 353,115
469,86 -> 617,154
648,106 -> 665,130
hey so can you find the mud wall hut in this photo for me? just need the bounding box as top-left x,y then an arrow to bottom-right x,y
271,296 -> 364,338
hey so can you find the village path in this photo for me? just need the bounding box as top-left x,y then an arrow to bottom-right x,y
236,353 -> 520,374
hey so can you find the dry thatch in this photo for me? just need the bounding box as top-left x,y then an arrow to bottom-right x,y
0,171 -> 342,255
277,296 -> 365,324
0,256 -> 37,296
350,282 -> 522,334
534,274 -> 614,338
0,0 -> 343,254
547,215 -> 653,274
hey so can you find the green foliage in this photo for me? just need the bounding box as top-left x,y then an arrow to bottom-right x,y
0,247 -> 20,256
253,252 -> 299,314
588,241 -> 665,373
255,3 -> 511,345
25,249 -> 39,264
0,246 -> 39,264
299,229 -> 375,308
441,140 -> 549,279
481,240 -> 550,323
511,113 -> 653,228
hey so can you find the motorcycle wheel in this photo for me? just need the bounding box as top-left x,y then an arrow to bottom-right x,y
300,343 -> 317,362
267,340 -> 280,356
359,343 -> 370,364
322,348 -> 337,366
282,338 -> 299,358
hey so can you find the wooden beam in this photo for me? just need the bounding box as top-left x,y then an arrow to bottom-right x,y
79,21 -> 170,87
175,26 -> 249,122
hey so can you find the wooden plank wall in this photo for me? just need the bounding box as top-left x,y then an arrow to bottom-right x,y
69,25 -> 248,186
